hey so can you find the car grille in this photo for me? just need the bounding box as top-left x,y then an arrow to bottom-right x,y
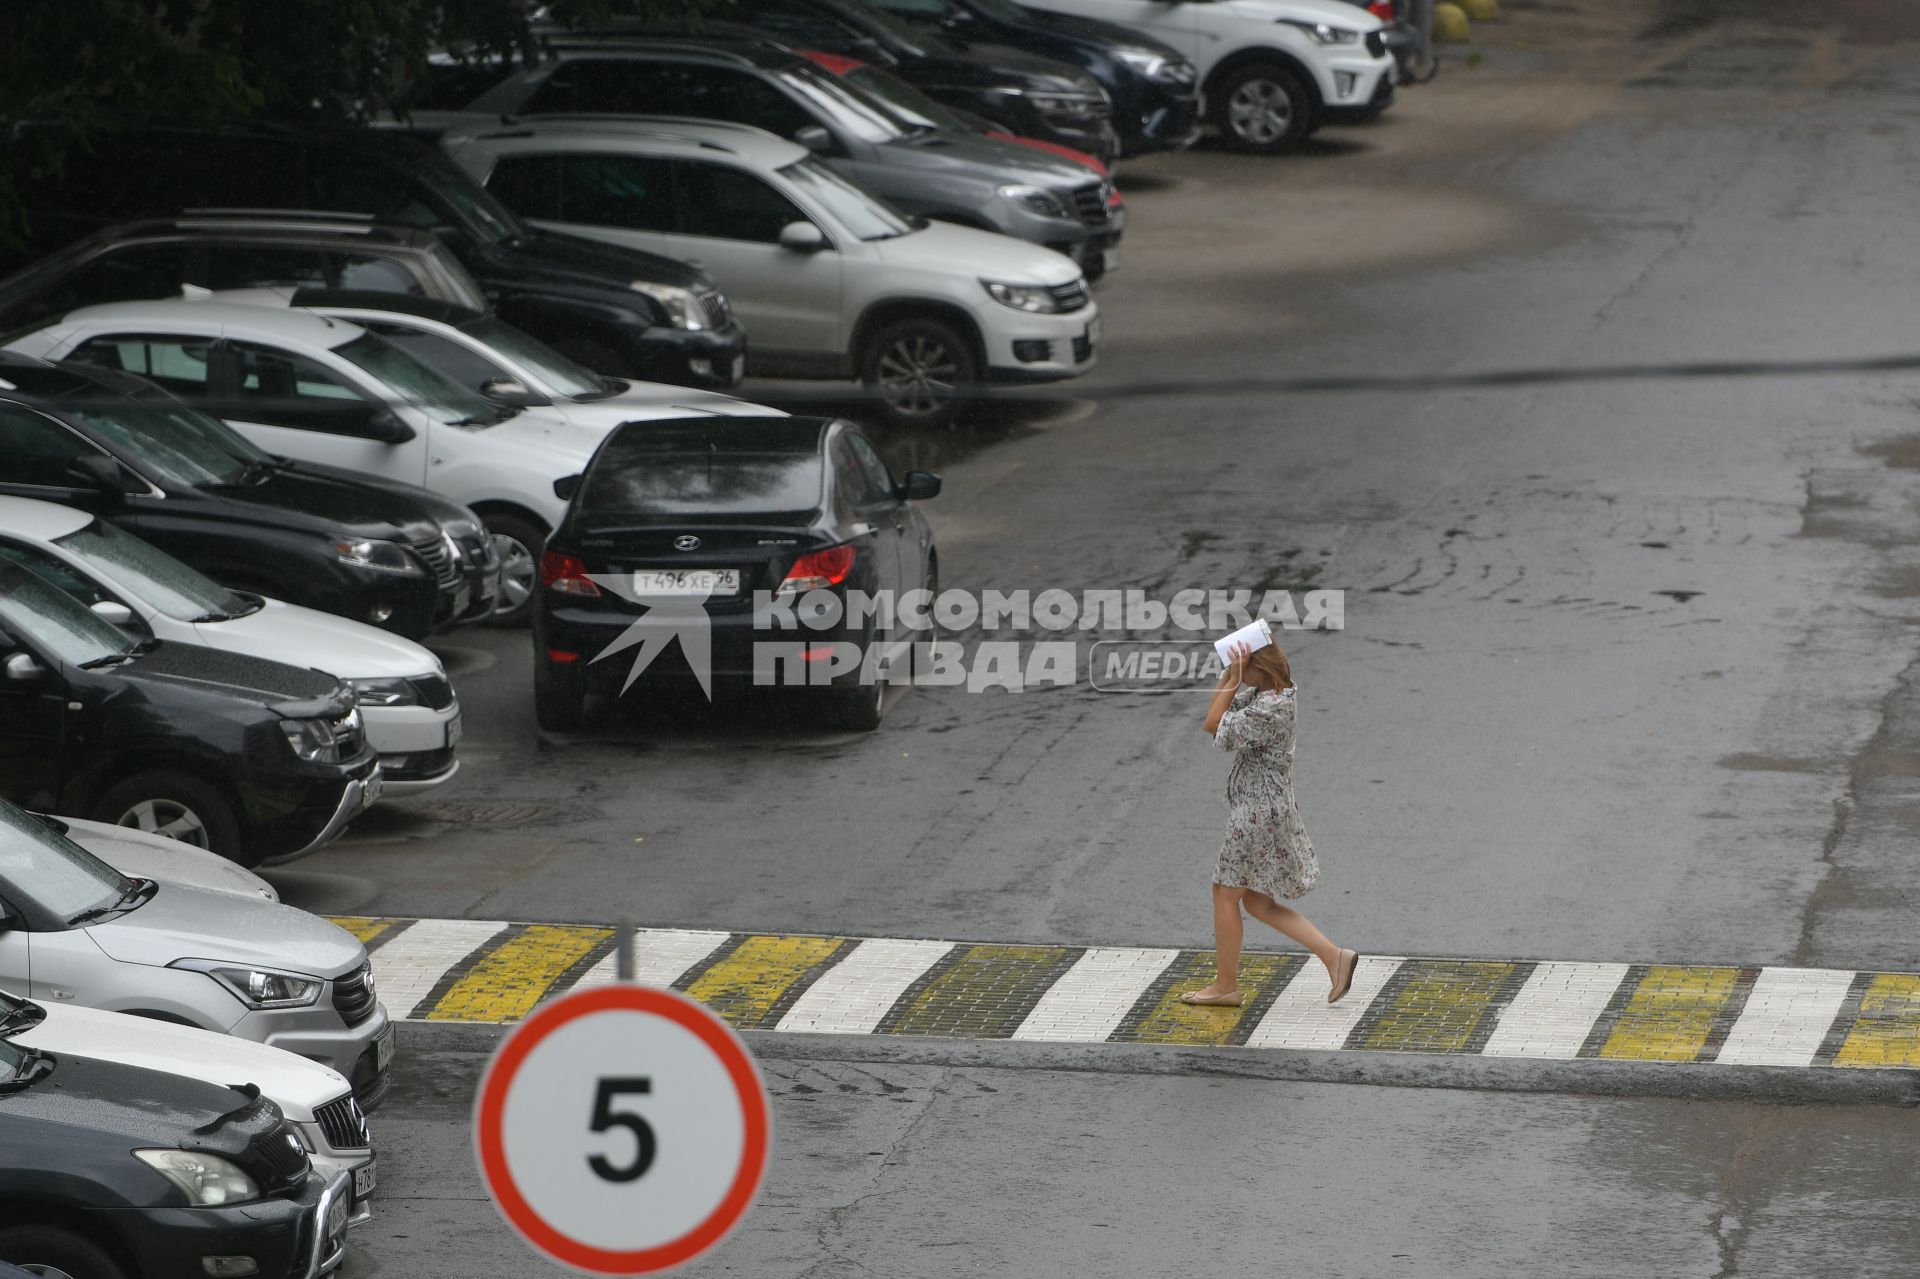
256,1120 -> 312,1189
332,961 -> 378,1028
409,673 -> 456,710
409,533 -> 461,590
314,1094 -> 372,1150
329,708 -> 366,759
1072,332 -> 1094,363
698,288 -> 735,329
1366,30 -> 1387,57
1070,182 -> 1108,224
1048,280 -> 1091,313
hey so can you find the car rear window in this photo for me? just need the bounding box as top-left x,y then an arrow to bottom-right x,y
581,451 -> 825,518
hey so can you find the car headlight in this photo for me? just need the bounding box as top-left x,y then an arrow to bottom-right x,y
1280,18 -> 1361,43
348,675 -> 423,707
1026,91 -> 1104,121
981,279 -> 1064,314
1113,49 -> 1180,83
331,537 -> 424,576
996,184 -> 1071,220
135,1150 -> 262,1206
631,281 -> 707,331
280,716 -> 342,763
174,960 -> 326,1009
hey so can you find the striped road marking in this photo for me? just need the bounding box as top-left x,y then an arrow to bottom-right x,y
336,917 -> 1920,1072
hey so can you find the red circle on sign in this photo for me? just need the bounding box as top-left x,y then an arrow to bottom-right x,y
474,984 -> 771,1274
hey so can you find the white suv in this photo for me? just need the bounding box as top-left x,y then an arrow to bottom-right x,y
5,299 -> 776,622
440,116 -> 1101,428
1022,0 -> 1393,152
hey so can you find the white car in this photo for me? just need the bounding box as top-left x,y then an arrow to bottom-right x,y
440,116 -> 1101,429
205,286 -> 779,434
7,994 -> 380,1222
0,497 -> 462,797
6,299 -> 774,621
1022,0 -> 1393,152
54,814 -> 278,900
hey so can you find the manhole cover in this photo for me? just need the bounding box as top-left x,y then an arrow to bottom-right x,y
408,801 -> 582,827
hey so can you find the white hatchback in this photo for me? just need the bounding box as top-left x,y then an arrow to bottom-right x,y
0,497 -> 462,797
440,116 -> 1101,428
5,299 -> 777,621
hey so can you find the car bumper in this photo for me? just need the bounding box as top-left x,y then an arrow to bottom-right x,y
361,703 -> 461,797
106,1169 -> 351,1279
234,1002 -> 393,1101
309,1147 -> 377,1227
1121,91 -> 1202,155
983,306 -> 1101,383
1317,52 -> 1397,120
242,747 -> 381,863
627,322 -> 749,389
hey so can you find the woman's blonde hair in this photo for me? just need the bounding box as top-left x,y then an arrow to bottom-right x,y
1247,643 -> 1293,691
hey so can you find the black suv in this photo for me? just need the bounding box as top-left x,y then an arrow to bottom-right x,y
0,216 -> 490,335
0,354 -> 496,637
0,1033 -> 351,1279
584,1 -> 1121,162
0,558 -> 380,865
7,123 -> 749,389
861,0 -> 1200,156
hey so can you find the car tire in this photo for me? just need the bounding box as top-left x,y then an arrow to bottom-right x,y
1212,61 -> 1315,153
534,659 -> 587,733
0,1224 -> 132,1279
483,512 -> 547,628
858,316 -> 980,430
93,772 -> 247,865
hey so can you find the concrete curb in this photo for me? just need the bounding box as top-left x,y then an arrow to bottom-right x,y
397,1020 -> 1920,1107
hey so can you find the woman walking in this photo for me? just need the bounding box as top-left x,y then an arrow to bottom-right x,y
1179,640 -> 1359,1007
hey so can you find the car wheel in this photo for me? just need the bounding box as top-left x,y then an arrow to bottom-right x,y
534,659 -> 587,733
1213,61 -> 1314,153
859,316 -> 980,430
93,772 -> 247,865
0,1225 -> 132,1279
483,512 -> 547,628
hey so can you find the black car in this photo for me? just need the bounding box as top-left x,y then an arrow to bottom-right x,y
0,558 -> 381,864
0,353 -> 496,637
536,416 -> 939,732
6,122 -> 749,389
861,0 -> 1199,156
0,1030 -> 350,1279
0,215 -> 491,336
594,1 -> 1122,163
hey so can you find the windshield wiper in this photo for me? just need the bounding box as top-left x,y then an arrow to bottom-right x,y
77,650 -> 133,669
232,458 -> 280,485
0,1002 -> 45,1036
67,878 -> 153,927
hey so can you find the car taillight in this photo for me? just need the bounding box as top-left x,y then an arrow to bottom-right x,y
777,544 -> 856,594
1367,0 -> 1395,19
540,550 -> 601,597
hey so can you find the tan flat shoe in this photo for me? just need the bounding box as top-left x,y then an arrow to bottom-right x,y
1177,988 -> 1244,1007
1328,950 -> 1360,1004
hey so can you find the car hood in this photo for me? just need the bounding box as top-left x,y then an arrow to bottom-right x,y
875,219 -> 1081,285
1013,6 -> 1186,58
449,407 -> 600,468
555,388 -> 787,432
917,39 -> 1102,95
192,598 -> 440,682
222,458 -> 451,543
1227,0 -> 1384,29
876,129 -> 1104,186
16,1001 -> 350,1119
116,641 -> 345,716
0,1050 -> 275,1151
55,816 -> 278,901
86,881 -> 366,978
479,227 -> 717,293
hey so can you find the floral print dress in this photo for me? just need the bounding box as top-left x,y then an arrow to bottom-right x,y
1213,684 -> 1319,900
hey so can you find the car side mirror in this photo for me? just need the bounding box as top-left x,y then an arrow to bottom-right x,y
4,652 -> 47,682
552,474 -> 582,501
354,409 -> 418,444
481,378 -> 547,408
902,471 -> 942,501
90,600 -> 135,627
65,453 -> 141,496
792,125 -> 834,155
778,222 -> 829,254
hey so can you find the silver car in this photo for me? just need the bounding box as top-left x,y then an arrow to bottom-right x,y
0,800 -> 394,1101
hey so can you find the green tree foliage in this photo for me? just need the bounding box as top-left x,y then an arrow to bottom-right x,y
0,0 -> 729,243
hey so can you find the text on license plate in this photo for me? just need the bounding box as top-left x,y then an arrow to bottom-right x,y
374,1025 -> 395,1073
360,774 -> 382,810
354,1160 -> 377,1201
446,713 -> 462,747
633,569 -> 739,596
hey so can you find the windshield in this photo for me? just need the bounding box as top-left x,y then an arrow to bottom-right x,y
67,392 -> 272,488
0,561 -> 140,668
57,520 -> 252,623
463,316 -> 606,400
412,144 -> 527,244
842,65 -> 974,134
0,802 -> 133,926
781,158 -> 915,241
333,332 -> 504,426
776,67 -> 910,144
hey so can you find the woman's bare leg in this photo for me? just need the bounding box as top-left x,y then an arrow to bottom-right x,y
1244,891 -> 1341,976
1192,884 -> 1246,996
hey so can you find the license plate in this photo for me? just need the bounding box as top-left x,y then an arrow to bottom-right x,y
1111,206 -> 1128,232
324,1191 -> 349,1251
633,568 -> 739,596
1085,318 -> 1102,346
354,1160 -> 377,1202
731,354 -> 747,382
373,1024 -> 395,1073
360,772 -> 382,810
446,713 -> 462,747
1101,248 -> 1120,273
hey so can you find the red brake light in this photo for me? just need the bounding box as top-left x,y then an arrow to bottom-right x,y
778,544 -> 856,594
1367,0 -> 1395,19
540,550 -> 601,597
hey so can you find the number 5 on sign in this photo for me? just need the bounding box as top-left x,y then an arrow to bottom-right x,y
474,985 -> 771,1275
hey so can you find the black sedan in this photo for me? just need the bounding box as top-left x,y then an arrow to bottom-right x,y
536,417 -> 940,732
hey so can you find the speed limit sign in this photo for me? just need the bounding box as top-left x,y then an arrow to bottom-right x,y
474,984 -> 771,1274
